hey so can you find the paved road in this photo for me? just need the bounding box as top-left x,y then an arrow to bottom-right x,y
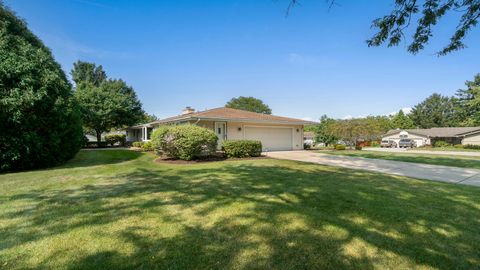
363,147 -> 480,157
267,151 -> 480,187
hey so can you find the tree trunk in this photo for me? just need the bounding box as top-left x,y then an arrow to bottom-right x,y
96,130 -> 102,142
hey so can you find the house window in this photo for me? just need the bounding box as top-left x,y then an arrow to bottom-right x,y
218,128 -> 221,134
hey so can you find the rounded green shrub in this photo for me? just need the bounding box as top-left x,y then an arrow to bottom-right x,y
222,140 -> 262,158
355,145 -> 362,150
0,4 -> 83,172
335,144 -> 346,150
433,140 -> 450,148
142,141 -> 154,151
105,134 -> 126,146
151,124 -> 218,160
132,141 -> 144,148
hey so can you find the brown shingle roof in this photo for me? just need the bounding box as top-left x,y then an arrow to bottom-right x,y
384,127 -> 480,137
155,107 -> 315,125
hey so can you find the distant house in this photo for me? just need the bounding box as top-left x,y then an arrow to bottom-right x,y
303,131 -> 315,146
382,127 -> 480,146
126,107 -> 314,151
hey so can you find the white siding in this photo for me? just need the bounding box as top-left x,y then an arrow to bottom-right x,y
462,133 -> 480,145
383,132 -> 430,147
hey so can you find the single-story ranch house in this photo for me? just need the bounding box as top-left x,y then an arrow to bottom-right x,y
126,107 -> 314,151
382,127 -> 480,146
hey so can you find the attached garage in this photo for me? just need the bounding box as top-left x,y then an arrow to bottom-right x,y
139,107 -> 312,151
244,126 -> 293,151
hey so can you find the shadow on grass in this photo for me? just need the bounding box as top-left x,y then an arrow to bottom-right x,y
2,161 -> 480,269
59,150 -> 143,169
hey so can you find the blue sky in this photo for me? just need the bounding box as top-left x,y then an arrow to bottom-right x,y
5,0 -> 480,121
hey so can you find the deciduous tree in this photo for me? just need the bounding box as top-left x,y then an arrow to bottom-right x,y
288,0 -> 480,55
71,61 -> 107,86
74,79 -> 144,142
226,96 -> 272,114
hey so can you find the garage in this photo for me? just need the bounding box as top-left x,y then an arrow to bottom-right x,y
244,126 -> 293,151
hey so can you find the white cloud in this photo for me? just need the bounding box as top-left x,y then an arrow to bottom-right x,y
342,115 -> 353,120
301,117 -> 318,123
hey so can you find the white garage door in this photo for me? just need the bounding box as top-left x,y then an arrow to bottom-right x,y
244,127 -> 293,151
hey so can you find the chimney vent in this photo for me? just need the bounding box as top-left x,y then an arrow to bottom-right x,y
182,106 -> 195,115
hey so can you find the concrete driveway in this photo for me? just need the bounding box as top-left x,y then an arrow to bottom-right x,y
266,151 -> 480,187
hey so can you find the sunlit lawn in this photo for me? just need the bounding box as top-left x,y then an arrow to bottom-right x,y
325,150 -> 480,169
1,150 -> 479,269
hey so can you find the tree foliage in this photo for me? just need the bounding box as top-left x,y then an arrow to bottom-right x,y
74,79 -> 144,142
456,74 -> 480,126
391,110 -> 415,129
225,96 -> 272,114
288,0 -> 479,55
311,115 -> 338,146
141,112 -> 159,124
71,60 -> 107,86
367,0 -> 480,56
0,4 -> 84,171
409,93 -> 458,128
328,116 -> 393,147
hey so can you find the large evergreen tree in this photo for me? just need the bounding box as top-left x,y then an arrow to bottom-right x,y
456,74 -> 480,126
410,93 -> 458,128
0,4 -> 84,171
391,110 -> 415,129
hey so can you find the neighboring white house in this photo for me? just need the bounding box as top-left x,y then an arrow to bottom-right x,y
126,107 -> 315,151
382,127 -> 480,146
303,131 -> 315,146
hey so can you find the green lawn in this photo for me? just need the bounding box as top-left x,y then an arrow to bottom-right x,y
1,150 -> 479,269
414,146 -> 480,152
325,150 -> 480,169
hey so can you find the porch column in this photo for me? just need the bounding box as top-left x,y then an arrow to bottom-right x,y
143,126 -> 147,141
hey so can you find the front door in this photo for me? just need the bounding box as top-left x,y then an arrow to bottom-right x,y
214,122 -> 226,149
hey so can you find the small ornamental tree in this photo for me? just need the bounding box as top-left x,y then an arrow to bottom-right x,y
0,4 -> 84,171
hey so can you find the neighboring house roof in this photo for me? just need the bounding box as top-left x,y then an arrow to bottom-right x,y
152,107 -> 315,125
384,127 -> 480,138
304,131 -> 315,138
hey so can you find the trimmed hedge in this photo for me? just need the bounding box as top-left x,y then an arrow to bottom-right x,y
464,144 -> 480,150
105,134 -> 126,146
222,140 -> 262,158
151,125 -> 218,160
335,144 -> 346,150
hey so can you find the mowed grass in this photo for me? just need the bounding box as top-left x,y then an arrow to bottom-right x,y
325,150 -> 480,169
1,150 -> 480,269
